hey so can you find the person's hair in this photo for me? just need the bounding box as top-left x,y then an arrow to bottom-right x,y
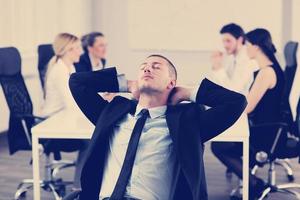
81,32 -> 104,52
245,28 -> 279,67
49,32 -> 79,65
44,33 -> 79,97
147,54 -> 177,80
220,23 -> 245,43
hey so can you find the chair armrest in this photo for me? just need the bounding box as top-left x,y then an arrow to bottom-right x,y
14,114 -> 46,126
15,114 -> 46,121
63,190 -> 81,200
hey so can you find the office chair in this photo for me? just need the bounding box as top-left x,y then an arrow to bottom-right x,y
230,98 -> 300,200
251,41 -> 299,182
227,42 -> 299,185
0,47 -> 77,200
62,190 -> 81,200
37,44 -> 54,90
256,103 -> 300,200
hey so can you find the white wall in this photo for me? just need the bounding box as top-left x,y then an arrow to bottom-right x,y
292,0 -> 300,42
0,0 -> 296,133
93,0 -> 291,84
0,0 -> 93,132
94,0 -> 212,85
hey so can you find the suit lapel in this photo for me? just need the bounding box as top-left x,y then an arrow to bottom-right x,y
92,97 -> 136,140
103,97 -> 136,128
166,105 -> 182,143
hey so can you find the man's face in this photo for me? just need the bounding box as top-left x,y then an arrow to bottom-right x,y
88,36 -> 107,59
137,56 -> 176,94
221,33 -> 239,55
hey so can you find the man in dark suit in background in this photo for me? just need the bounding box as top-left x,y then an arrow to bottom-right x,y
68,55 -> 247,200
75,32 -> 107,72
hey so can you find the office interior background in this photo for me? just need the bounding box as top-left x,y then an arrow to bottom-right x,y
1,0 -> 300,199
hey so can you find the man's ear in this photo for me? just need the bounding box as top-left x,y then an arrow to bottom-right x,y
167,79 -> 176,90
237,36 -> 244,45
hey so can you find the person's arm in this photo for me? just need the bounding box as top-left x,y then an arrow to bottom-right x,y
246,67 -> 276,113
69,67 -> 123,125
170,78 -> 247,143
195,79 -> 247,142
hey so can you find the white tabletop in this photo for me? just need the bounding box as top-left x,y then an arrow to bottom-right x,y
32,109 -> 249,141
31,108 -> 249,200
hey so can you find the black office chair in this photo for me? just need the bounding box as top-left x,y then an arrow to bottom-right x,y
37,44 -> 54,91
281,41 -> 299,138
0,47 -> 77,200
227,42 -> 299,185
255,98 -> 300,199
283,41 -> 298,105
63,190 -> 81,200
251,41 -> 299,183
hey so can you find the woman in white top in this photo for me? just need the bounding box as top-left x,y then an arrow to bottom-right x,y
42,33 -> 83,117
42,33 -> 88,190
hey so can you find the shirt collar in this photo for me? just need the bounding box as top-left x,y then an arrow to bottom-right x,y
234,45 -> 247,60
88,53 -> 102,69
134,104 -> 167,119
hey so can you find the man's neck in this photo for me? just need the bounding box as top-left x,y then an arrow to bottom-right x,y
232,45 -> 241,57
138,93 -> 169,109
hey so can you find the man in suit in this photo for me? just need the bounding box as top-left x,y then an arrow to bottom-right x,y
68,55 -> 247,200
75,32 -> 107,72
209,23 -> 257,95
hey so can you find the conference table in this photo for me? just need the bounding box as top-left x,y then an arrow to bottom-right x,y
32,109 -> 249,200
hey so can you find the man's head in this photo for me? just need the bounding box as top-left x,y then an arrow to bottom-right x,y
220,23 -> 245,55
81,32 -> 107,59
137,55 -> 177,96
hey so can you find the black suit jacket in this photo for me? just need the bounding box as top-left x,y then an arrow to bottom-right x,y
69,68 -> 247,200
74,51 -> 106,72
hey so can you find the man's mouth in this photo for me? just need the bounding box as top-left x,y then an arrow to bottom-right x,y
142,75 -> 153,79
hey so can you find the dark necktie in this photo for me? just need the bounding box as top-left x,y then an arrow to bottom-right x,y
110,109 -> 149,199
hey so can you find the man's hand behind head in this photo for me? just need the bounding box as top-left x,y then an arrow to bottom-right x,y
168,86 -> 192,105
128,80 -> 140,100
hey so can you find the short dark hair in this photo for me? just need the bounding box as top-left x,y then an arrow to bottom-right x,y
220,23 -> 245,43
81,32 -> 104,52
147,54 -> 177,80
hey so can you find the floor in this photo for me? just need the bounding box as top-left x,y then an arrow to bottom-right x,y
1,132 -> 300,200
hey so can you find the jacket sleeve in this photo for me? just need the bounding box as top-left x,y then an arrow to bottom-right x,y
195,78 -> 247,142
69,67 -> 120,125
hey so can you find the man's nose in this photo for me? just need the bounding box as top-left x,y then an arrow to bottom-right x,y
143,65 -> 151,73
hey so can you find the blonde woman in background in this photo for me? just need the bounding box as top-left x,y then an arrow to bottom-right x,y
42,33 -> 88,191
42,33 -> 83,116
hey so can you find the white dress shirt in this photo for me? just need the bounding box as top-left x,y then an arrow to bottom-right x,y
41,59 -> 78,117
99,77 -> 200,200
100,105 -> 176,200
209,46 -> 258,95
89,53 -> 104,71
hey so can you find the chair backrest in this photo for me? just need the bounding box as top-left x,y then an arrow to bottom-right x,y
0,47 -> 33,154
37,44 -> 54,90
283,41 -> 298,100
0,47 -> 33,116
